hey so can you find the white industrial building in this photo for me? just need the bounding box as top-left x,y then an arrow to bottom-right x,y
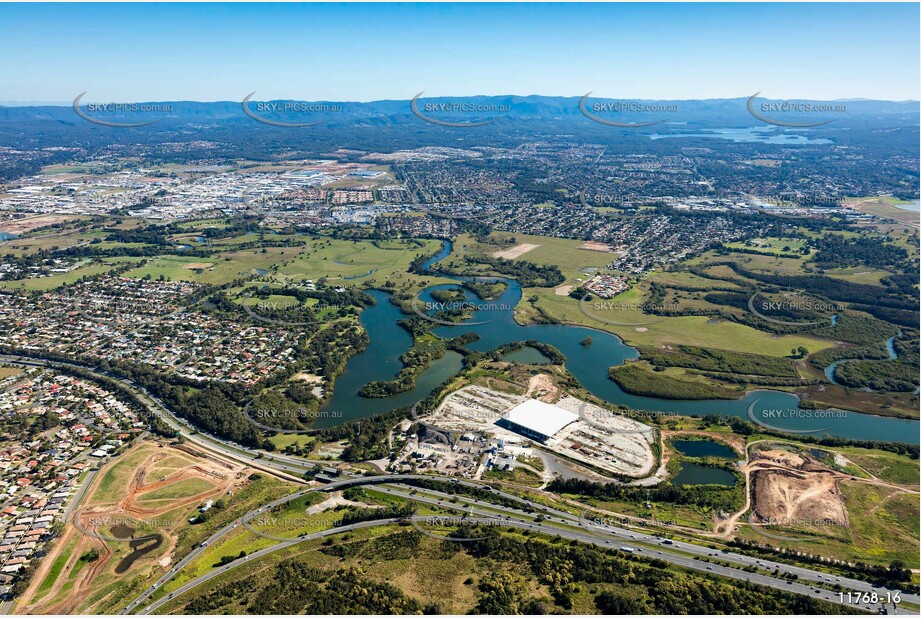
497,399 -> 579,443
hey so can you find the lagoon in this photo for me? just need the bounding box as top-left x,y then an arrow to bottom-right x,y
672,463 -> 737,486
318,241 -> 918,443
672,439 -> 738,459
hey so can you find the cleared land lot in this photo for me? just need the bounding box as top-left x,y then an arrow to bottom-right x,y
492,243 -> 539,259
19,441 -> 252,615
846,197 -> 919,229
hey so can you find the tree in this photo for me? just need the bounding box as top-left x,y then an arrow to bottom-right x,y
595,590 -> 648,614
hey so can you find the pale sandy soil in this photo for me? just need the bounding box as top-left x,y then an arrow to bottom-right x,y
753,470 -> 848,526
554,284 -> 574,296
492,243 -> 539,259
525,373 -> 560,402
305,492 -> 377,515
0,214 -> 75,235
578,241 -> 613,252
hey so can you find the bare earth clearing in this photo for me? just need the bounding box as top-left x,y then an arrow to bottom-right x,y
19,441 -> 249,615
492,243 -> 539,259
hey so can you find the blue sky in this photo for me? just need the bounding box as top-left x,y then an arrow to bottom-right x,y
1,2 -> 918,103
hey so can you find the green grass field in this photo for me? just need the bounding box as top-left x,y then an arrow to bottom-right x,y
144,455 -> 196,479
0,229 -> 100,257
822,267 -> 891,285
90,445 -> 159,505
723,237 -> 808,256
477,232 -> 613,272
518,284 -> 834,356
135,477 -> 216,506
122,247 -> 302,285
32,535 -> 80,602
268,433 -> 316,451
835,448 -> 920,485
276,237 -> 443,286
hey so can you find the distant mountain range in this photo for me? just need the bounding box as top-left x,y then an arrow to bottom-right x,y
0,95 -> 917,127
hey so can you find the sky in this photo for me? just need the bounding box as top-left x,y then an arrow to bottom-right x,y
1,2 -> 918,103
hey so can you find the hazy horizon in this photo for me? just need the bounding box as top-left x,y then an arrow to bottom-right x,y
3,94 -> 920,107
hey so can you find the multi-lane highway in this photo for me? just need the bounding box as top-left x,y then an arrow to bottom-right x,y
125,476 -> 913,615
1,354 -> 914,615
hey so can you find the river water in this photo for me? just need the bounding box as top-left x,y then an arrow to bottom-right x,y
318,241 -> 918,443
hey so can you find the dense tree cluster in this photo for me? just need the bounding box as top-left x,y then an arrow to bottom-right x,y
548,476 -> 742,512
637,344 -> 799,378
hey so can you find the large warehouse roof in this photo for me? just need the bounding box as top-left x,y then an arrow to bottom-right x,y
501,399 -> 579,439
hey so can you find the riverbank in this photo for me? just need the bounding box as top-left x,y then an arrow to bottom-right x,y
509,291 -> 918,422
313,238 -> 919,443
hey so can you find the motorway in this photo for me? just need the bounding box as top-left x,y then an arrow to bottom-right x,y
124,474 -> 914,615
128,476 -> 913,615
1,354 -> 914,615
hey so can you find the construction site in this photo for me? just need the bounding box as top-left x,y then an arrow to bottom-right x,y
16,440 -> 250,615
397,384 -> 657,481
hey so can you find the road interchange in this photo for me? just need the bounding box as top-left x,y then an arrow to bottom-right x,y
0,354 -> 913,615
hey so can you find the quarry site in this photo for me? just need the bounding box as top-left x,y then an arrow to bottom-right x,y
396,384 -> 657,481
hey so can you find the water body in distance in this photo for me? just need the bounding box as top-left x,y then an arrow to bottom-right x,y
649,127 -> 831,145
892,200 -> 920,212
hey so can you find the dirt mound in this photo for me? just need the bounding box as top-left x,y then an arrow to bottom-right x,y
525,373 -> 560,402
752,469 -> 849,528
20,441 -> 249,615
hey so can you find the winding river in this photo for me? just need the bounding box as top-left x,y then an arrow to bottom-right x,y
319,242 -> 918,443
823,336 -> 898,386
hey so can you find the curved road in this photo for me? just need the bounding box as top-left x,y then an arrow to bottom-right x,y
125,475 -> 914,615
1,354 -> 913,615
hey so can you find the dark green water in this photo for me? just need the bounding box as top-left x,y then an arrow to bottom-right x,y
672,439 -> 738,459
110,524 -> 164,573
672,462 -> 738,486
315,289 -> 463,427
318,241 -> 919,443
502,347 -> 552,365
